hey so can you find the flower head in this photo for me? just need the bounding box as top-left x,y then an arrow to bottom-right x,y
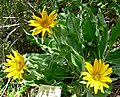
81,59 -> 112,94
28,8 -> 58,37
3,50 -> 27,80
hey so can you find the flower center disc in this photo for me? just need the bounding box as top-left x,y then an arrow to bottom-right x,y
93,73 -> 101,81
41,20 -> 49,28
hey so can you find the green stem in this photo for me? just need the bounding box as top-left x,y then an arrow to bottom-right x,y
102,45 -> 111,62
53,31 -> 80,78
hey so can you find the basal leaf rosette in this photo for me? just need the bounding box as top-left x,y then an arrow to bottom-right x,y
3,50 -> 27,81
81,59 -> 112,94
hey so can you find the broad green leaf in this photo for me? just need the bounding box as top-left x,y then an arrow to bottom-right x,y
71,53 -> 82,71
58,20 -> 66,28
82,17 -> 96,42
107,48 -> 120,76
66,34 -> 83,54
44,63 -> 70,81
52,27 -> 67,50
67,14 -> 80,33
112,64 -> 120,76
23,53 -> 50,81
66,14 -> 83,54
71,47 -> 85,71
106,48 -> 120,65
97,9 -> 107,28
108,20 -> 120,47
83,44 -> 98,61
97,9 -> 108,58
24,53 -> 50,67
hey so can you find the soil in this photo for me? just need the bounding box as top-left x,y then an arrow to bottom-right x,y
108,79 -> 120,97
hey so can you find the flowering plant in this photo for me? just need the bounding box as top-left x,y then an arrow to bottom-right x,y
1,1 -> 120,97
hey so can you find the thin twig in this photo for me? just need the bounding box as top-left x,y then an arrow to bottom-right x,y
5,26 -> 20,42
114,86 -> 120,97
0,24 -> 20,29
0,78 -> 11,97
2,40 -> 5,63
3,17 -> 17,19
26,1 -> 37,13
9,33 -> 23,48
4,9 -> 15,24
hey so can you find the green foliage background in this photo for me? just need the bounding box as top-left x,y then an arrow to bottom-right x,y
0,0 -> 120,97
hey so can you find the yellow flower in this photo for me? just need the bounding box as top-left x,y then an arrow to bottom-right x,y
3,50 -> 27,80
81,59 -> 112,94
28,8 -> 58,37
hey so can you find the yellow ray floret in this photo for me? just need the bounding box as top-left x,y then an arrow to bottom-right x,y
3,50 -> 27,80
28,8 -> 58,38
81,59 -> 112,94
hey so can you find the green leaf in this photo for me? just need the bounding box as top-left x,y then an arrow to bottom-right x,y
58,20 -> 66,28
67,14 -> 80,33
107,48 -> 120,76
107,48 -> 120,65
71,53 -> 82,71
108,20 -> 120,47
82,17 -> 96,42
23,29 -> 37,43
112,64 -> 120,76
71,47 -> 85,71
97,9 -> 107,28
86,89 -> 94,97
66,14 -> 83,54
23,53 -> 50,81
97,9 -> 108,58
22,70 -> 37,81
24,53 -> 49,69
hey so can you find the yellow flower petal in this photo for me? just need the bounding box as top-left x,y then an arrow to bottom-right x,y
83,76 -> 93,81
93,81 -> 99,94
81,72 -> 90,76
99,85 -> 104,93
93,59 -> 98,72
12,50 -> 20,62
100,76 -> 112,83
6,70 -> 18,78
102,68 -> 112,77
4,67 -> 16,72
97,59 -> 103,71
32,27 -> 43,36
81,58 -> 112,94
50,21 -> 59,27
86,81 -> 91,88
42,28 -> 46,37
100,64 -> 109,74
41,8 -> 48,19
6,54 -> 14,59
28,20 -> 41,27
28,8 -> 58,38
3,50 -> 27,81
101,82 -> 109,88
3,62 -> 13,66
46,28 -> 52,35
85,62 -> 93,75
32,12 -> 41,21
49,14 -> 58,22
49,10 -> 56,17
6,59 -> 12,63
